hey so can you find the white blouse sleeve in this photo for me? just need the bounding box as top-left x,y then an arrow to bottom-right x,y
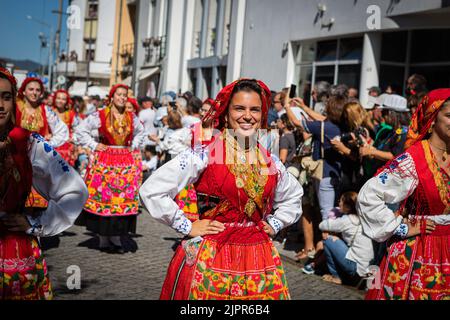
74,112 -> 101,151
132,113 -> 145,150
27,134 -> 89,237
45,106 -> 69,148
357,152 -> 418,242
266,155 -> 303,234
139,148 -> 209,235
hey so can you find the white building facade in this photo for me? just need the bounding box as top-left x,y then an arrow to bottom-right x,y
134,0 -> 450,103
56,0 -> 116,94
134,0 -> 244,99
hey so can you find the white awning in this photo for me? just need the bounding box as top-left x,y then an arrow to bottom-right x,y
69,81 -> 109,98
138,67 -> 159,81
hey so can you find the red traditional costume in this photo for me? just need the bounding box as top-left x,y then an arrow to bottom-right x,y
16,78 -> 69,209
359,89 -> 450,300
76,84 -> 145,237
0,68 -> 87,300
52,90 -> 77,166
140,79 -> 303,300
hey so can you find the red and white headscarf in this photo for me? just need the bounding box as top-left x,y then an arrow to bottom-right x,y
405,88 -> 450,149
203,78 -> 272,130
107,84 -> 129,106
18,77 -> 45,100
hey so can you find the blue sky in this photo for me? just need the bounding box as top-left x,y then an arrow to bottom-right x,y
0,0 -> 69,64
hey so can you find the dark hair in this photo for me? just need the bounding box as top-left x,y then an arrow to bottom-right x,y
382,110 -> 410,129
188,96 -> 202,114
279,113 -> 295,131
340,191 -> 358,215
231,79 -> 263,100
325,95 -> 347,125
144,145 -> 156,154
408,74 -> 427,92
182,91 -> 194,102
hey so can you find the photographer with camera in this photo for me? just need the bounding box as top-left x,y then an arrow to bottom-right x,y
330,102 -> 375,191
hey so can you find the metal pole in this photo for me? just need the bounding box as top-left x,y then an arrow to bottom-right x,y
55,0 -> 63,61
115,0 -> 124,84
49,27 -> 54,91
86,17 -> 93,95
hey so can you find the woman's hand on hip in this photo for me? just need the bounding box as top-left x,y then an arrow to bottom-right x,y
189,219 -> 226,237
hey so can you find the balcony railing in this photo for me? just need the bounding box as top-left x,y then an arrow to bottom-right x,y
142,35 -> 166,66
120,43 -> 134,79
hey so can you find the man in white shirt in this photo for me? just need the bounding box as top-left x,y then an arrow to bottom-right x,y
138,96 -> 157,147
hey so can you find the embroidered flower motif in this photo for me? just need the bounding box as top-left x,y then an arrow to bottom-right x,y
387,271 -> 401,284
379,172 -> 389,184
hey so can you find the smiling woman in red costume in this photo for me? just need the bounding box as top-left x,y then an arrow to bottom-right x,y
358,89 -> 450,300
52,89 -> 79,166
75,84 -> 145,253
16,78 -> 69,209
140,79 -> 303,300
0,68 -> 88,300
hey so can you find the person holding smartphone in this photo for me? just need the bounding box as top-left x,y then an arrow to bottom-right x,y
285,88 -> 347,261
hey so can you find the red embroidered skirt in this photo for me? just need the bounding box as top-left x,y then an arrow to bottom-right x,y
0,232 -> 52,300
84,147 -> 142,217
366,225 -> 450,300
160,223 -> 290,300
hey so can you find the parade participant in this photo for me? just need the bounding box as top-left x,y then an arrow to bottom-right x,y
16,77 -> 69,209
0,68 -> 88,300
140,79 -> 303,300
52,89 -> 79,166
75,84 -> 145,253
357,89 -> 450,300
125,97 -> 139,114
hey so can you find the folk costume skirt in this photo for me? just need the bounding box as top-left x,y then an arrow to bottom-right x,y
366,224 -> 450,300
82,147 -> 142,236
0,232 -> 52,300
160,222 -> 290,300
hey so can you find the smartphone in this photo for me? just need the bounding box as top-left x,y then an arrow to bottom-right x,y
289,84 -> 297,99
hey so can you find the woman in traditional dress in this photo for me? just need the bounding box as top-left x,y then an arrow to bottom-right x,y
140,79 -> 303,300
75,84 -> 145,253
0,68 -> 88,300
52,89 -> 79,167
357,89 -> 450,300
16,78 -> 69,210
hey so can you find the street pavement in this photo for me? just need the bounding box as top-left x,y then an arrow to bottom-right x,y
43,211 -> 364,300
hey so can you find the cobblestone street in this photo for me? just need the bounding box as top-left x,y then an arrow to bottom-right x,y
43,211 -> 364,300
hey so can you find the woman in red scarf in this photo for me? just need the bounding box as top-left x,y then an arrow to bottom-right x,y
17,78 -> 70,209
0,68 -> 88,300
140,79 -> 303,300
52,89 -> 78,166
357,89 -> 450,300
75,84 -> 145,253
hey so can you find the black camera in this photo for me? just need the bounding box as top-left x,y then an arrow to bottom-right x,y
341,127 -> 367,147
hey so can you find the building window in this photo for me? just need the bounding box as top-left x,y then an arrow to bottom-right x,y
206,0 -> 218,57
85,49 -> 95,61
295,36 -> 363,105
380,29 -> 450,92
191,0 -> 203,58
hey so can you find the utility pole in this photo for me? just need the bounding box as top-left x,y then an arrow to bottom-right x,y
55,0 -> 64,61
115,0 -> 124,84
